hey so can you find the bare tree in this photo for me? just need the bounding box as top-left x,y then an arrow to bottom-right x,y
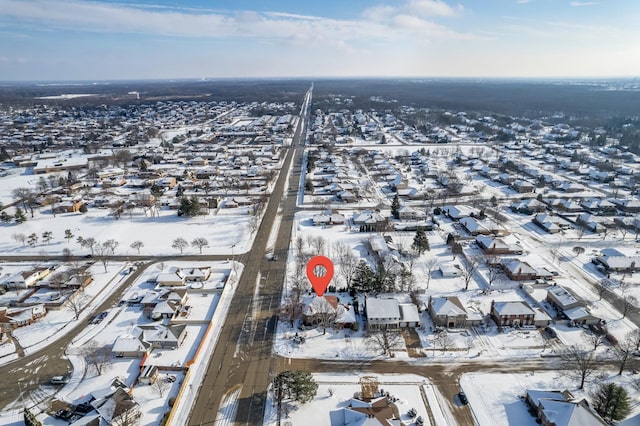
62,247 -> 73,262
248,212 -> 260,235
103,239 -> 119,255
612,338 -> 634,375
94,242 -> 111,273
309,296 -> 337,335
152,377 -> 170,397
191,237 -> 209,254
311,236 -> 327,256
172,237 -> 189,254
423,258 -> 438,289
561,345 -> 600,389
66,292 -> 87,320
112,403 -> 141,426
83,341 -> 112,376
622,296 -> 636,319
366,328 -> 403,356
81,237 -> 97,255
584,332 -> 606,352
462,256 -> 480,290
486,256 -> 502,287
626,329 -> 640,352
130,240 -> 144,254
336,242 -> 358,291
434,332 -> 454,355
49,272 -> 67,290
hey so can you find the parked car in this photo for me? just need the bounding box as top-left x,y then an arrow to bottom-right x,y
544,326 -> 557,338
458,392 -> 468,405
50,375 -> 70,385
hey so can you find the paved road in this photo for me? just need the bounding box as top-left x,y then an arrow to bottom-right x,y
187,86 -> 312,425
0,262 -> 149,410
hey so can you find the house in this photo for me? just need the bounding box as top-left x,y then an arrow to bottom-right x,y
490,300 -> 536,327
533,213 -> 561,233
340,394 -> 400,426
442,205 -> 475,221
353,210 -> 388,232
563,306 -> 601,326
546,286 -> 582,311
439,264 -> 462,278
365,298 -> 401,329
91,384 -> 140,425
155,270 -> 185,287
428,296 -> 468,328
312,212 -> 346,226
592,250 -> 640,273
512,179 -> 536,193
2,267 -> 51,289
500,259 -> 539,281
511,199 -> 547,215
112,334 -> 151,358
140,323 -> 188,349
302,296 -> 357,329
576,213 -> 603,233
0,305 -> 46,330
610,198 -> 640,213
476,236 -> 522,255
525,389 -> 606,426
53,200 -> 85,214
398,205 -> 426,221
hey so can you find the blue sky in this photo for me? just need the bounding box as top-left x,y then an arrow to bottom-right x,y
0,0 -> 638,81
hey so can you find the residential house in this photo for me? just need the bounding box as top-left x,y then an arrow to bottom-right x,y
490,300 -> 536,327
353,210 -> 388,232
398,206 -> 426,221
2,267 -> 51,289
576,213 -> 603,233
511,199 -> 547,215
140,323 -> 188,350
90,382 -> 140,425
533,214 -> 561,234
500,259 -> 540,281
525,389 -> 606,426
365,298 -> 420,329
512,179 -> 536,193
112,334 -> 151,358
428,296 -> 470,328
476,236 -> 523,255
53,200 -> 85,214
302,296 -> 357,329
592,249 -> 640,273
0,305 -> 46,330
610,198 -> 640,213
442,205 -> 476,221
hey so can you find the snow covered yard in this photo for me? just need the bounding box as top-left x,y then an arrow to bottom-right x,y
263,373 -> 452,426
461,371 -> 640,426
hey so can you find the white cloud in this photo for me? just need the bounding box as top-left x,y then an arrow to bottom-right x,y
406,0 -> 464,17
569,1 -> 598,6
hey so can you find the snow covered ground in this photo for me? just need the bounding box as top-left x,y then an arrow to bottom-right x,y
461,370 -> 640,426
263,373 -> 453,426
0,261 -> 239,426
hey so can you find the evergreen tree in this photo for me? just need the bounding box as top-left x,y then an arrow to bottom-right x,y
14,207 -> 27,224
352,262 -> 375,293
0,211 -> 11,224
274,371 -> 318,404
591,383 -> 631,422
391,193 -> 400,219
412,229 -> 430,254
178,197 -> 201,217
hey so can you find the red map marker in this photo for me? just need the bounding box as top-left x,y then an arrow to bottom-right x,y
306,255 -> 334,297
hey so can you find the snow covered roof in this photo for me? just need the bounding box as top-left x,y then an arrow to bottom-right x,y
430,297 -> 466,317
399,304 -> 420,323
492,301 -> 534,316
366,298 -> 400,320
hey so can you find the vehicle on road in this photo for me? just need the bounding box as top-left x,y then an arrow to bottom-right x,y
458,391 -> 468,405
50,375 -> 70,385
